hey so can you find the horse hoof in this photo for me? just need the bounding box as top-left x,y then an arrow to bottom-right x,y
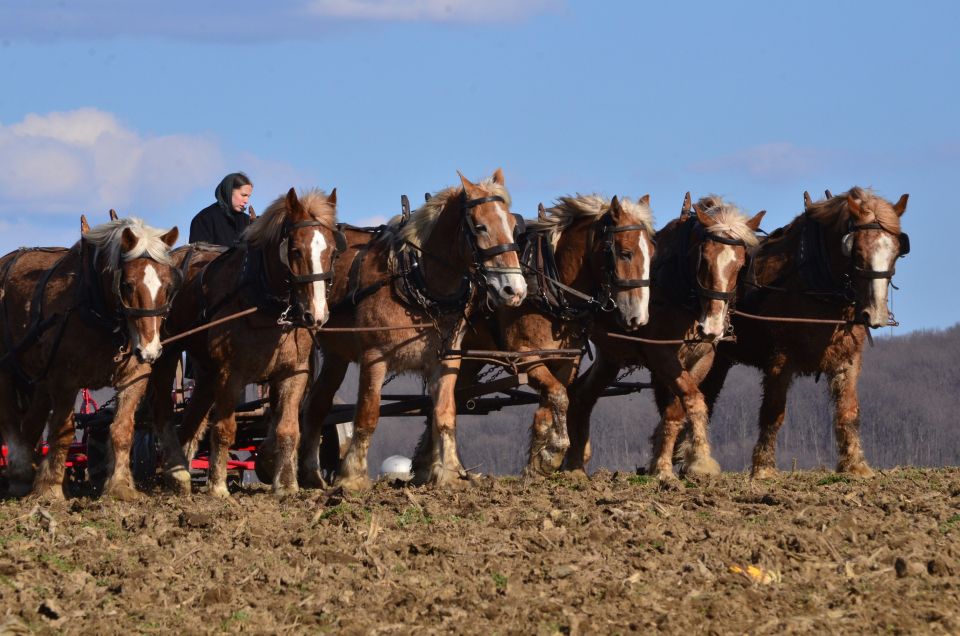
298,469 -> 326,490
842,463 -> 875,478
7,480 -> 34,498
164,468 -> 192,495
104,482 -> 141,502
273,484 -> 300,498
656,473 -> 683,491
751,466 -> 779,480
336,475 -> 372,493
207,483 -> 231,498
685,456 -> 721,477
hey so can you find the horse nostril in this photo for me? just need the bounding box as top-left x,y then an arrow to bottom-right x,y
502,285 -> 515,297
303,312 -> 315,326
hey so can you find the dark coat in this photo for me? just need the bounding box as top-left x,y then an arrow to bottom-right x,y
189,203 -> 250,247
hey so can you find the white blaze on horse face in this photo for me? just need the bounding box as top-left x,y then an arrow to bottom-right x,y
309,229 -> 329,324
865,232 -> 896,326
616,233 -> 651,329
133,263 -> 162,361
699,244 -> 737,339
484,204 -> 527,307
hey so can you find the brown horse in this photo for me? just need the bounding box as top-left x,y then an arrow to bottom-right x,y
150,188 -> 342,496
565,194 -> 765,482
688,187 -> 909,478
0,217 -> 180,498
299,170 -> 527,490
421,193 -> 657,476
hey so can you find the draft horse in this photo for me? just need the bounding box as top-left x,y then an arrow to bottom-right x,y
689,187 -> 910,478
424,193 -> 656,476
150,188 -> 343,496
565,194 -> 765,482
299,169 -> 527,490
0,217 -> 180,499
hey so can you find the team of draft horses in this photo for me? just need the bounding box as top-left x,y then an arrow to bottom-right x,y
0,169 -> 910,499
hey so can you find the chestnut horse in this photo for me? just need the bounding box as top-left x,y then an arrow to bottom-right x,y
298,170 -> 527,490
419,193 -> 656,476
151,188 -> 342,496
0,217 -> 180,499
687,187 -> 909,478
564,194 -> 765,482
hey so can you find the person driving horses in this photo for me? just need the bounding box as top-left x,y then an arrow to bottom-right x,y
189,172 -> 254,246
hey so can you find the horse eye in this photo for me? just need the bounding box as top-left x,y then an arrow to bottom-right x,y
121,281 -> 134,293
474,224 -> 487,233
618,251 -> 633,261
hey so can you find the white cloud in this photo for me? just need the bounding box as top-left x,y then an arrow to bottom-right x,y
689,142 -> 824,182
0,108 -> 224,216
306,0 -> 561,23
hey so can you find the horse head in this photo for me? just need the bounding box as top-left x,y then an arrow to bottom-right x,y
275,187 -> 343,327
687,194 -> 765,341
458,169 -> 527,307
593,194 -> 656,330
840,191 -> 909,328
83,218 -> 181,363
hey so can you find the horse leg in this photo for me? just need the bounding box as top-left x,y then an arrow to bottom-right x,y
299,353 -> 350,488
178,374 -> 217,468
150,352 -> 192,495
271,370 -> 310,495
31,392 -> 75,499
1,383 -> 42,496
648,379 -> 685,483
524,363 -> 571,476
829,355 -> 873,477
206,376 -> 243,497
647,347 -> 719,480
103,375 -> 150,501
750,368 -> 793,479
337,357 -> 387,492
564,354 -> 620,475
420,356 -> 468,487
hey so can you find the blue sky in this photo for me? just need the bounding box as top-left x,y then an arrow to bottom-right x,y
1,1 -> 957,331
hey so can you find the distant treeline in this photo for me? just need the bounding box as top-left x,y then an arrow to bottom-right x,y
361,323 -> 960,475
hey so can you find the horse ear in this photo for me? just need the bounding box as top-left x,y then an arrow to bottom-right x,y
109,209 -> 119,221
285,187 -> 303,215
80,214 -> 90,234
824,189 -> 833,199
491,168 -> 505,186
680,191 -> 692,218
457,171 -> 480,196
746,210 -> 766,232
803,191 -> 812,207
120,227 -> 138,253
695,207 -> 717,228
639,194 -> 650,207
327,187 -> 338,206
893,193 -> 908,217
609,195 -> 623,222
537,203 -> 547,220
160,227 -> 179,247
248,205 -> 257,220
846,195 -> 865,220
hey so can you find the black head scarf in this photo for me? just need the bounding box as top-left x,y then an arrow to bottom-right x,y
214,172 -> 250,216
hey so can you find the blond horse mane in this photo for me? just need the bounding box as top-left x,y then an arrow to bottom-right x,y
530,193 -> 656,247
83,217 -> 175,269
242,189 -> 337,248
695,195 -> 761,247
805,186 -> 902,234
383,176 -> 512,252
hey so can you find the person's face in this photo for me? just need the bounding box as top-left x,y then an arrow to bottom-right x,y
231,184 -> 253,212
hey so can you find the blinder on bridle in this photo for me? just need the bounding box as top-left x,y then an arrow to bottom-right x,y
688,215 -> 748,303
281,219 -> 348,285
597,214 -> 652,292
461,193 -> 524,275
839,221 -> 910,280
111,259 -> 183,319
